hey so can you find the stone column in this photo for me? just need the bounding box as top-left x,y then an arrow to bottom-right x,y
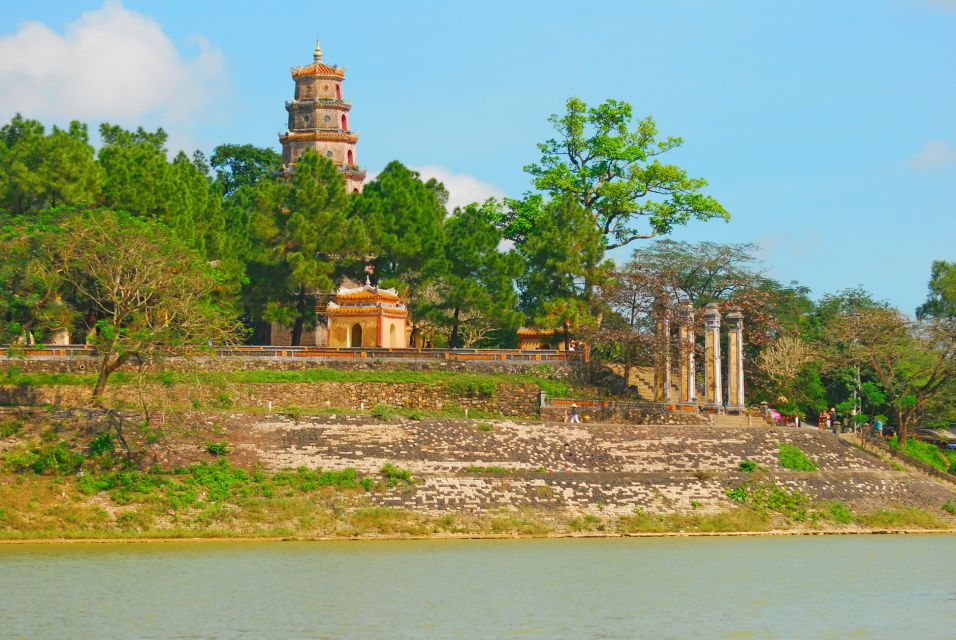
678,303 -> 697,406
703,303 -> 722,410
653,294 -> 672,403
726,309 -> 746,412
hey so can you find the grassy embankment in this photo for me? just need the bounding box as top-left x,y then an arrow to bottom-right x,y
888,436 -> 956,475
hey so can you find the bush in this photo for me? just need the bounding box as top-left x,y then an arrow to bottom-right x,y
5,441 -> 84,474
88,432 -> 115,457
380,463 -> 413,486
942,502 -> 956,516
205,442 -> 229,456
827,502 -> 853,524
778,443 -> 818,472
476,423 -> 494,432
738,460 -> 759,473
0,418 -> 23,438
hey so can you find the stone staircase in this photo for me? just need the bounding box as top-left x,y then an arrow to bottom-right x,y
712,413 -> 761,428
606,364 -> 680,401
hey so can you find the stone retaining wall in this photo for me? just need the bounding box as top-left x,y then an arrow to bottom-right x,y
1,356 -> 584,381
0,382 -> 541,416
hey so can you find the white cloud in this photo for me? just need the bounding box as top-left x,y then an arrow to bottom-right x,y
908,139 -> 956,170
413,165 -> 505,211
0,1 -> 224,126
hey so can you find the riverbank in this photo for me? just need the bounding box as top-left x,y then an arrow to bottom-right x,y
3,527 -> 956,544
2,407 -> 955,541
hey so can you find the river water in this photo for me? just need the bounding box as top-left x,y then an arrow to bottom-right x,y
1,535 -> 954,639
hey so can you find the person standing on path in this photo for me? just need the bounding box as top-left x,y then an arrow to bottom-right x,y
873,417 -> 884,438
818,409 -> 830,431
570,403 -> 581,424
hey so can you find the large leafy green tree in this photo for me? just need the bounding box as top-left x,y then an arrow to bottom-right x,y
517,196 -> 611,345
246,150 -> 366,345
2,208 -> 240,402
0,115 -> 103,214
352,161 -> 447,320
424,201 -> 524,347
917,260 -> 956,320
497,97 -> 728,250
210,144 -> 283,198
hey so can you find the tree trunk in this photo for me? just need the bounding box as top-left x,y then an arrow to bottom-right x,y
290,285 -> 306,346
91,352 -> 129,407
896,408 -> 908,446
449,306 -> 461,349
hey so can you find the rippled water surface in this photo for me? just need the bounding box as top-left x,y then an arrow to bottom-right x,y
1,535 -> 954,639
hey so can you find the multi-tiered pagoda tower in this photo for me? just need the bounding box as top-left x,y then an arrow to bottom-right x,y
280,39 -> 366,192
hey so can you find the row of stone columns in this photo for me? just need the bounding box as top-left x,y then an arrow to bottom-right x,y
655,301 -> 746,413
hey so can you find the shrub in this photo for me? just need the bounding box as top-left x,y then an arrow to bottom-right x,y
738,460 -> 759,473
205,442 -> 229,456
778,443 -> 818,471
0,418 -> 23,438
380,463 -> 413,486
88,432 -> 115,457
827,502 -> 853,524
942,502 -> 956,516
5,441 -> 84,474
476,423 -> 494,432
725,486 -> 748,503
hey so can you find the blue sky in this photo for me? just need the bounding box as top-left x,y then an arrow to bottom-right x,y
0,1 -> 953,313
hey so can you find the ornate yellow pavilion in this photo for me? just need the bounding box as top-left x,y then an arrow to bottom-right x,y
326,284 -> 409,348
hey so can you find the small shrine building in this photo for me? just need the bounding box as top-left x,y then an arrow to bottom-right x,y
517,328 -> 571,351
326,283 -> 409,348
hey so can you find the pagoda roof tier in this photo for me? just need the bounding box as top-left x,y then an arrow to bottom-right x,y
291,62 -> 345,79
517,328 -> 564,337
280,131 -> 359,144
285,98 -> 352,111
335,284 -> 400,303
326,306 -> 409,319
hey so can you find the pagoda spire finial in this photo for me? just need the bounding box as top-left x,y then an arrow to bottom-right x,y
313,38 -> 323,62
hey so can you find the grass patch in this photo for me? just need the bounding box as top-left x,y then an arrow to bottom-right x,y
490,513 -> 549,535
617,507 -> 773,533
941,502 -> 956,516
476,422 -> 494,432
466,465 -> 508,474
778,443 -> 818,472
855,508 -> 947,529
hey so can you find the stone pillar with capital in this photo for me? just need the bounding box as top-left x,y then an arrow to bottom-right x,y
678,303 -> 697,407
703,303 -> 723,410
726,309 -> 746,412
653,294 -> 672,403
